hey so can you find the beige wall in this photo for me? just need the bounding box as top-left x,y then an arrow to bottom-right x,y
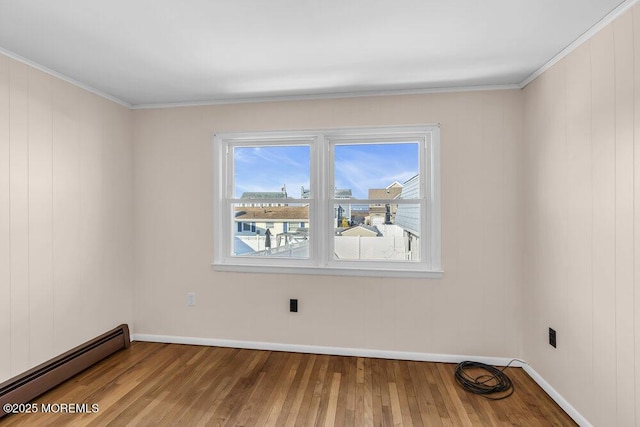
0,54 -> 134,383
132,90 -> 524,358
523,6 -> 640,426
9,8 -> 639,424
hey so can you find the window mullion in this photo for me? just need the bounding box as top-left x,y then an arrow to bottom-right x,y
316,134 -> 329,268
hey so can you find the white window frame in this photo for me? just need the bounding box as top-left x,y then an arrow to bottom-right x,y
212,125 -> 442,278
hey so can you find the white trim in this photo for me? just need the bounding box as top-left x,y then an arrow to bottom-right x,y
0,48 -> 516,109
131,333 -> 524,367
131,84 -> 520,110
211,263 -> 444,279
0,47 -> 132,109
522,364 -> 593,427
131,333 -> 590,426
520,0 -> 640,88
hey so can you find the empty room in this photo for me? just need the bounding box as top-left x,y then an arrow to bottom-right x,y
1,0 -> 640,425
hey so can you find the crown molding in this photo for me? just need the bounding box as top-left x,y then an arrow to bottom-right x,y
519,0 -> 640,88
130,84 -> 521,110
0,46 -> 519,109
0,46 -> 132,109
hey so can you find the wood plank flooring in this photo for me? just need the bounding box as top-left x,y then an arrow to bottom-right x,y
0,342 -> 576,426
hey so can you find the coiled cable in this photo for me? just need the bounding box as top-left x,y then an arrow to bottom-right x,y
454,359 -> 525,400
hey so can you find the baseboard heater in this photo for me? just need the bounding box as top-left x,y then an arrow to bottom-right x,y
0,324 -> 130,418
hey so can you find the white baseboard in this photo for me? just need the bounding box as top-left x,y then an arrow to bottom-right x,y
521,364 -> 592,427
131,333 -> 525,367
131,333 -> 588,426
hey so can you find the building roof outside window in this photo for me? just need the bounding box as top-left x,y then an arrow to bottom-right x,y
234,206 -> 308,221
240,191 -> 288,200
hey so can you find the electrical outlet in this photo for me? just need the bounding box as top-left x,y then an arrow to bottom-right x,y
187,292 -> 196,306
289,299 -> 298,313
549,327 -> 556,348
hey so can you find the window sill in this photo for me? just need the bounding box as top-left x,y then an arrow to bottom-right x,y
212,263 -> 444,279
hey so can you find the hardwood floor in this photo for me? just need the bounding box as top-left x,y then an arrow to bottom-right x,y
1,342 -> 576,426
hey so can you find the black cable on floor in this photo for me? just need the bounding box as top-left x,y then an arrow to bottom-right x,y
454,359 -> 525,400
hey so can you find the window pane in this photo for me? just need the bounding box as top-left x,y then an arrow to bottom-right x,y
334,142 -> 419,199
233,203 -> 310,258
234,145 -> 310,199
334,203 -> 420,261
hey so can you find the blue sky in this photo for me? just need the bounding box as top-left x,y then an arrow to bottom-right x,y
234,142 -> 418,199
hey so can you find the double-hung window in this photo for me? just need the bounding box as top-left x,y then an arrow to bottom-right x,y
213,125 -> 441,278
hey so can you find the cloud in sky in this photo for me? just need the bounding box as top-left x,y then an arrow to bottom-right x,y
233,142 -> 418,199
334,143 -> 418,198
234,145 -> 310,197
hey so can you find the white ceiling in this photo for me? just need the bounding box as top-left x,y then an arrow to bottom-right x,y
0,0 -> 631,107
